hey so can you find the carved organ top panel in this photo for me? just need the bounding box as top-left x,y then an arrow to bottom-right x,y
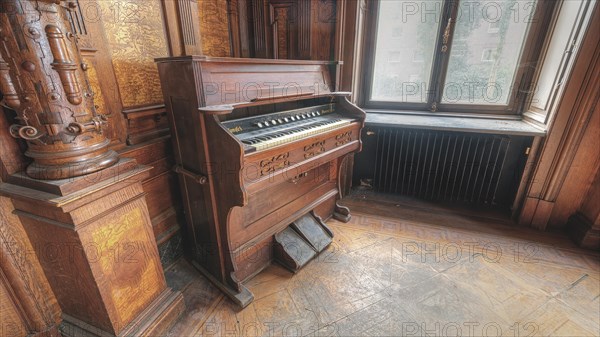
155,56 -> 337,107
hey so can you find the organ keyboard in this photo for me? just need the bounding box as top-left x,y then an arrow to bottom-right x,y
224,104 -> 353,152
156,56 -> 365,307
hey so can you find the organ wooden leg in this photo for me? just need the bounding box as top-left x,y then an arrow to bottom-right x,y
333,154 -> 353,223
333,202 -> 352,222
187,261 -> 255,308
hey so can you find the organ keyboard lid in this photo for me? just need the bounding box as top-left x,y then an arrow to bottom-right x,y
198,91 -> 353,115
154,56 -> 340,108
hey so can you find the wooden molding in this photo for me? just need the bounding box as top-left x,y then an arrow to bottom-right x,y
334,0 -> 363,95
161,0 -> 203,56
122,105 -> 170,146
518,5 -> 600,230
250,0 -> 271,58
228,0 -> 251,57
297,0 -> 311,59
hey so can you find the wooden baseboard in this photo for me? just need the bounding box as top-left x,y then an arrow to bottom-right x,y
568,213 -> 600,250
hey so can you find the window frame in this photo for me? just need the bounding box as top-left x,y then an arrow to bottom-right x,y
523,0 -> 596,127
359,0 -> 558,116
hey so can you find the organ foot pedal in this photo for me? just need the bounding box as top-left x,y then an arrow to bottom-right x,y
274,212 -> 334,272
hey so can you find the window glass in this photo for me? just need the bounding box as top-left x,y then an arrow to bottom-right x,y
370,0 -> 443,103
442,0 -> 536,105
530,0 -> 585,112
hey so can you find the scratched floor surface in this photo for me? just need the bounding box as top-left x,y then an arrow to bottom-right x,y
164,192 -> 600,337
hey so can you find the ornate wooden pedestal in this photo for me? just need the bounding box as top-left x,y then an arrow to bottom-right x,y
0,159 -> 184,337
0,1 -> 184,335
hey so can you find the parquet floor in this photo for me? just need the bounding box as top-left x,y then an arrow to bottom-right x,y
164,192 -> 600,337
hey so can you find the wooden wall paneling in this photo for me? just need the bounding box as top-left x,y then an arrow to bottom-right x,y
119,137 -> 173,177
160,0 -> 203,56
549,95 -> 600,227
143,172 -> 181,230
95,0 -> 185,262
266,0 -> 333,60
568,167 -> 600,249
511,136 -> 543,215
238,0 -> 337,60
97,0 -> 168,108
122,105 -> 170,146
335,0 -> 362,94
161,0 -> 185,56
298,0 -> 311,59
332,0 -> 346,90
228,0 -> 251,57
310,0 -> 336,61
87,0 -> 187,271
270,1 -> 297,59
228,0 -> 242,57
518,6 -> 600,230
578,168 -> 600,228
119,137 -> 184,265
176,0 -> 203,56
198,0 -> 232,56
76,0 -> 128,150
250,0 -> 272,58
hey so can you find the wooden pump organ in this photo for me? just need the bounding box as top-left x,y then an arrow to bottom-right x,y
155,56 -> 365,307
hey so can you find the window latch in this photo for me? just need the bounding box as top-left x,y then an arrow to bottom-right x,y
441,18 -> 453,53
430,102 -> 438,112
565,38 -> 577,55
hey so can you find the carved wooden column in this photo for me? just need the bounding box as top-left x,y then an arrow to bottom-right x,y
0,0 -> 118,180
0,1 -> 185,336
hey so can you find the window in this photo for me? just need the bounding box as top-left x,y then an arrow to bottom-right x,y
524,0 -> 596,125
363,0 -> 556,114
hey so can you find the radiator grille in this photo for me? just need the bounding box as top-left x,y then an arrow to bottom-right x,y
372,128 -> 511,204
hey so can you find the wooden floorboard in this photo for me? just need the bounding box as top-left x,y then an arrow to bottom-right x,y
165,194 -> 600,337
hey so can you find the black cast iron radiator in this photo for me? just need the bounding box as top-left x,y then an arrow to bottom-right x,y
369,127 -> 512,204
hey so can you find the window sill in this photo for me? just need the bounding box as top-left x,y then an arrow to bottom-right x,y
365,112 -> 546,137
